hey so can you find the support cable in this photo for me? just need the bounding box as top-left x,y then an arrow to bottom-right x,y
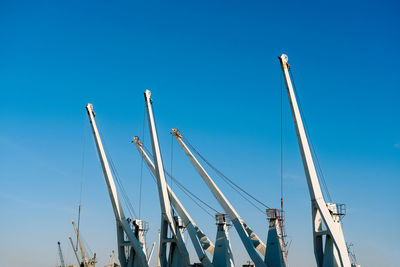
180,135 -> 271,212
77,116 -> 87,250
170,133 -> 175,217
141,144 -> 220,218
98,126 -> 138,219
139,104 -> 146,219
281,73 -> 284,210
288,68 -> 332,203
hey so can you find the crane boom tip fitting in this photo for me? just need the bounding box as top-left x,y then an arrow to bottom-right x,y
279,54 -> 290,68
171,127 -> 182,138
144,89 -> 152,104
86,103 -> 95,116
132,136 -> 142,146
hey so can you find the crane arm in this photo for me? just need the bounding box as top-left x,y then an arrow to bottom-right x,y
132,136 -> 215,266
143,90 -> 176,234
57,241 -> 66,267
86,104 -> 124,222
279,54 -> 351,267
171,128 -> 267,266
69,236 -> 81,266
72,219 -> 88,266
86,103 -> 149,267
143,90 -> 190,266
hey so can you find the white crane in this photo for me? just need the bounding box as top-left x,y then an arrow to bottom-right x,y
86,103 -> 149,267
278,54 -> 359,267
143,90 -> 191,267
171,128 -> 288,267
132,136 -> 217,267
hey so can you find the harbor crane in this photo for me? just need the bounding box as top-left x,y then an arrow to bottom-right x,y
86,103 -> 149,267
133,136 -> 234,267
72,220 -> 96,267
171,128 -> 288,267
278,54 -> 360,267
57,241 -> 66,267
143,90 -> 191,267
69,236 -> 81,266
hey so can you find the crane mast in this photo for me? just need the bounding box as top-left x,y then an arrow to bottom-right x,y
143,90 -> 190,267
212,214 -> 235,267
132,136 -> 215,267
86,103 -> 149,267
278,54 -> 354,267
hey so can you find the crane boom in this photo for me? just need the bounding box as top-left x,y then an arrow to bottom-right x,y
57,241 -> 66,267
143,90 -> 190,267
171,128 -> 267,267
278,54 -> 352,267
132,136 -> 214,267
72,219 -> 88,266
86,103 -> 149,267
69,236 -> 81,266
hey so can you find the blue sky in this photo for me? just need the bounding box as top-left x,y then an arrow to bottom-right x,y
0,0 -> 399,266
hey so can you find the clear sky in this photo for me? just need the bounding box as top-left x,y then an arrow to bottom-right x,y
0,0 -> 399,266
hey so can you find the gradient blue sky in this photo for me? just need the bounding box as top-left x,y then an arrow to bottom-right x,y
0,0 -> 399,266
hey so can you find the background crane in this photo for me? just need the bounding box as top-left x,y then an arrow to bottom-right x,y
57,241 -> 66,267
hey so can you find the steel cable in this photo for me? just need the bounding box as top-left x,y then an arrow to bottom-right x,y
181,135 -> 271,212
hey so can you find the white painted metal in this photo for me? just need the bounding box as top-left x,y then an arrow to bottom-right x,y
132,136 -> 214,267
148,242 -> 156,265
212,214 -> 235,267
143,90 -> 191,267
278,54 -> 352,267
265,210 -> 288,267
86,103 -> 149,267
157,230 -> 161,267
171,128 -> 267,267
